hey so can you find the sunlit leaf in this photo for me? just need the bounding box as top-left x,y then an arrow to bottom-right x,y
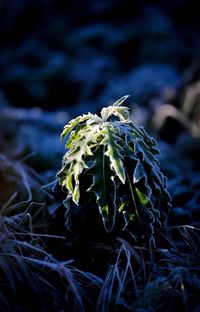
87,147 -> 117,232
57,96 -> 171,243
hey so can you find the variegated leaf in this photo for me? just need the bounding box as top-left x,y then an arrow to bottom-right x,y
104,125 -> 126,183
87,147 -> 117,232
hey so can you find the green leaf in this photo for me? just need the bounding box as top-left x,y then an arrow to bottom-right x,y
113,95 -> 130,107
73,183 -> 80,204
58,124 -> 99,205
118,202 -> 126,213
135,187 -> 149,206
101,105 -> 129,121
100,95 -> 130,121
61,114 -> 92,141
133,160 -> 144,183
57,95 -> 171,245
87,147 -> 117,232
104,125 -> 126,183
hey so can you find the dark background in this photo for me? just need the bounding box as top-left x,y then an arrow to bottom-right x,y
0,0 -> 200,111
0,2 -> 200,311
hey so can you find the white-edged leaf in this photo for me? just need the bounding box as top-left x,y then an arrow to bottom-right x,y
133,160 -> 144,183
58,95 -> 171,243
87,147 -> 117,232
104,125 -> 126,183
61,114 -> 92,141
101,105 -> 129,121
100,95 -> 130,121
58,124 -> 100,205
113,95 -> 130,107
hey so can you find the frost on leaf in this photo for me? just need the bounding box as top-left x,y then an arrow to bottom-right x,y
87,147 -> 117,232
57,96 -> 171,244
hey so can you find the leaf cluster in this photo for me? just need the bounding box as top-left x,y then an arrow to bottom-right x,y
58,96 -> 171,245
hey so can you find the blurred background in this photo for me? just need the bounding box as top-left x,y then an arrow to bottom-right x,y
0,0 -> 200,225
1,3 -> 200,312
0,0 -> 200,112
